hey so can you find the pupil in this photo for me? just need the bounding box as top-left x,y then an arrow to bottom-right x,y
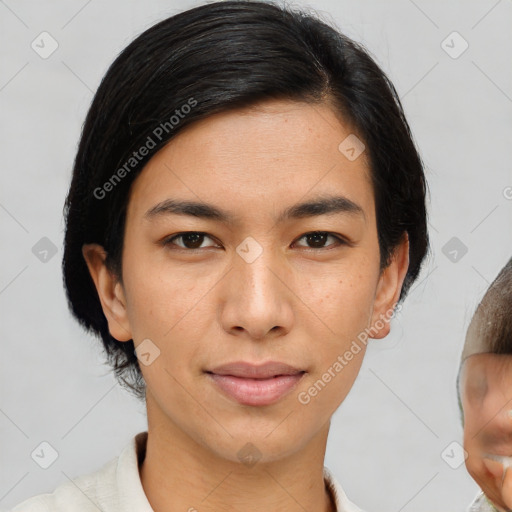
308,232 -> 326,248
181,232 -> 328,249
184,233 -> 203,249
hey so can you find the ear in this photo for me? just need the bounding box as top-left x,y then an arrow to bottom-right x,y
369,233 -> 410,339
82,243 -> 132,342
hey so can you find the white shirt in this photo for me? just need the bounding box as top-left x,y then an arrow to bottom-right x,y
12,431 -> 365,512
467,491 -> 503,512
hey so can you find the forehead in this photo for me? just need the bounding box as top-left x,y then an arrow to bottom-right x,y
461,353 -> 512,393
126,99 -> 374,223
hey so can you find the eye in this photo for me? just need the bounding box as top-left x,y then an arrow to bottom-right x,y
162,232 -> 219,250
161,230 -> 347,252
293,231 -> 347,250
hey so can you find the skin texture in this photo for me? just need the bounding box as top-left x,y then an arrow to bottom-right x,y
460,351 -> 512,511
83,99 -> 409,512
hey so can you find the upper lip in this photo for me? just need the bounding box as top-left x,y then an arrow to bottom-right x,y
207,361 -> 305,379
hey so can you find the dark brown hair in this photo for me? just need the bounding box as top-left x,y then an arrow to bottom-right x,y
472,257 -> 512,354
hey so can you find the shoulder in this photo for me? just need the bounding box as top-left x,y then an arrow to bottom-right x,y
467,491 -> 501,512
10,455 -> 118,512
323,466 -> 366,512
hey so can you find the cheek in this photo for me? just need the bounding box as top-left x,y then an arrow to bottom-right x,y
463,418 -> 496,485
311,265 -> 377,335
298,271 -> 373,408
463,406 -> 490,456
464,431 -> 485,483
122,256 -> 206,339
121,261 -> 217,389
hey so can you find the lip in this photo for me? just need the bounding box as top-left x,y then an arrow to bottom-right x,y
205,361 -> 306,406
208,361 -> 304,379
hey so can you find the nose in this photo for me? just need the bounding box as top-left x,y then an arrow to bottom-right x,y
219,243 -> 295,341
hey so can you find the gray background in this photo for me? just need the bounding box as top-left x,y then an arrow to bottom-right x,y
1,0 -> 511,510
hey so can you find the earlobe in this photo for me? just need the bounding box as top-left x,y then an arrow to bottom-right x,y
82,243 -> 132,342
369,233 -> 410,339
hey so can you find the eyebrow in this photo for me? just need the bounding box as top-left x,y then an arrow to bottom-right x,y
144,194 -> 365,224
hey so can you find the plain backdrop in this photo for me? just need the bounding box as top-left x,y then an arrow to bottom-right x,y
1,0 -> 511,511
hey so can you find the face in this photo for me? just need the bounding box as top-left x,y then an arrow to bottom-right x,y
460,352 -> 512,510
84,99 -> 408,465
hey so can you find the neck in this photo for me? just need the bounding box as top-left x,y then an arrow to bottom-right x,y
139,397 -> 335,512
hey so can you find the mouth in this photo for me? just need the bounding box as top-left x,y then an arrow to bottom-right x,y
205,361 -> 306,406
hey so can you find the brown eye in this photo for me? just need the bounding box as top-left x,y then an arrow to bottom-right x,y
163,232 -> 217,250
294,231 -> 345,250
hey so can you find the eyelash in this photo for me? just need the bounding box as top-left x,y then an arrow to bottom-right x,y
161,231 -> 349,252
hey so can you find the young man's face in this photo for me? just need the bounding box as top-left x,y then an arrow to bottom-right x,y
460,352 -> 512,511
85,99 -> 408,464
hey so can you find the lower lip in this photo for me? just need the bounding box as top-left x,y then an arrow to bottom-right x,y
207,372 -> 305,406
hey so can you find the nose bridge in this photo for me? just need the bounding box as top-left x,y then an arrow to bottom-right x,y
234,234 -> 284,302
220,234 -> 294,337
